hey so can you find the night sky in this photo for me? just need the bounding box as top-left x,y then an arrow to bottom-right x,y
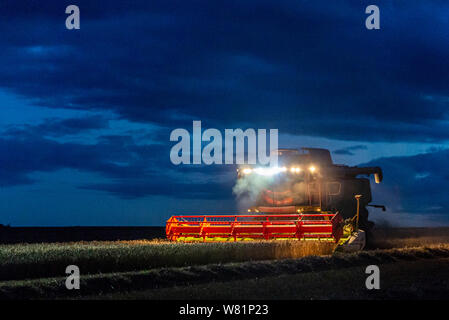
0,1 -> 448,226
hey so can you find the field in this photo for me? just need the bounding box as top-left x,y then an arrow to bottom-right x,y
1,226 -> 449,299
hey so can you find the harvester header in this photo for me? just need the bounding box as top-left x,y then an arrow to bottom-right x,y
166,212 -> 343,242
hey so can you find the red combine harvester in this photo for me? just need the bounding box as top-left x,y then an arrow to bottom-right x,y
166,148 -> 385,249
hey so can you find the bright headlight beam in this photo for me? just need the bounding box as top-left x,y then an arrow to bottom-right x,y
253,166 -> 286,176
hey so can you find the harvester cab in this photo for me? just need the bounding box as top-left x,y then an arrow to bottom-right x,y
166,148 -> 385,250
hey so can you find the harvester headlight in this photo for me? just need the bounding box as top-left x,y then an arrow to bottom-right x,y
309,165 -> 316,173
290,167 -> 301,173
253,166 -> 285,176
242,168 -> 253,175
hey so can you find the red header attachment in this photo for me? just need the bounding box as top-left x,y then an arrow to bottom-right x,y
166,213 -> 343,242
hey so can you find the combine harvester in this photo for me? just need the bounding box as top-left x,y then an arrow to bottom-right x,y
166,148 -> 385,251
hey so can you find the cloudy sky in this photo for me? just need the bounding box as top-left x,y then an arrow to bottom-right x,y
0,0 -> 448,226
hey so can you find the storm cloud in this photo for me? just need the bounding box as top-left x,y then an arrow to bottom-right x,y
0,1 -> 447,141
0,0 -> 448,225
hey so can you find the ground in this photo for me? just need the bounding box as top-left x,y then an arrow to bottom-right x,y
1,226 -> 449,300
101,258 -> 449,300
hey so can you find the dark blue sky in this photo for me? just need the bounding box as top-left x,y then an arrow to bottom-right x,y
0,0 -> 448,226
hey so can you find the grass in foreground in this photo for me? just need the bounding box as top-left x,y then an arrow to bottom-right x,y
0,240 -> 336,281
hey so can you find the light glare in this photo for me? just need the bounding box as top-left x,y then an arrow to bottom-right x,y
290,167 -> 301,173
253,166 -> 285,176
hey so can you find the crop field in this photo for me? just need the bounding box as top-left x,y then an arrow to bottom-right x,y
1,227 -> 449,300
0,240 -> 336,281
